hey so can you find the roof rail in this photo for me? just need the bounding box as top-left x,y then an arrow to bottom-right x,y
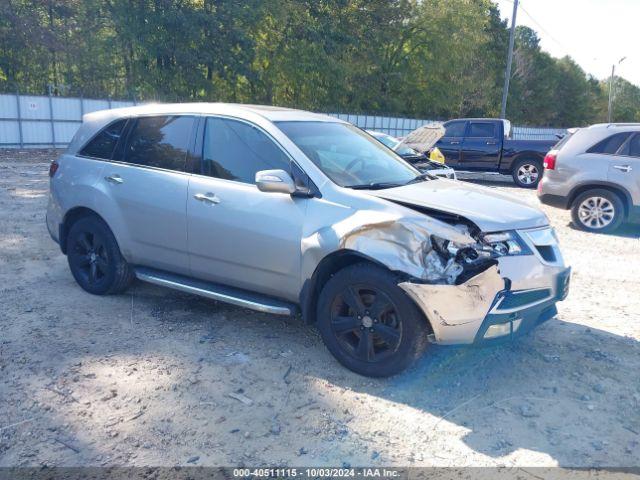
607,123 -> 640,128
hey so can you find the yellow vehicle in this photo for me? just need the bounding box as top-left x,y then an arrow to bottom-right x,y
429,147 -> 446,164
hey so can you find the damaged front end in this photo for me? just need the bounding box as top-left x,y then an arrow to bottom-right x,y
306,206 -> 565,345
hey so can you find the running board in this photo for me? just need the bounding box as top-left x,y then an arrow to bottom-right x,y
134,267 -> 296,316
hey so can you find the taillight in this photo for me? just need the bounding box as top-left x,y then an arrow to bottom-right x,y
49,161 -> 59,177
543,151 -> 557,170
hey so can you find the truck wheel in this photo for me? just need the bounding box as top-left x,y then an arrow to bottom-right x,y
571,189 -> 624,233
512,158 -> 543,188
66,216 -> 134,295
316,263 -> 429,377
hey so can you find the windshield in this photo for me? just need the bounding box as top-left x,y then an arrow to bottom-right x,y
373,133 -> 399,149
276,121 -> 419,188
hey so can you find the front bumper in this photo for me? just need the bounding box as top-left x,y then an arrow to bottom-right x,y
399,257 -> 571,346
473,266 -> 570,345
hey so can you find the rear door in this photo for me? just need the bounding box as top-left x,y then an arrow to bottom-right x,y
435,120 -> 466,166
460,121 -> 501,169
608,132 -> 640,207
186,116 -> 308,301
99,115 -> 195,275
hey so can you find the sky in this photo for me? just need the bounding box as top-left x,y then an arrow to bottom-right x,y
494,0 -> 639,86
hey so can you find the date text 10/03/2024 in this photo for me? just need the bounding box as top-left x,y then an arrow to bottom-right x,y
232,468 -> 402,478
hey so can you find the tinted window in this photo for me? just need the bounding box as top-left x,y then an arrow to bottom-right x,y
468,122 -> 496,138
444,121 -> 465,137
80,119 -> 127,159
587,132 -> 631,154
124,116 -> 194,171
624,134 -> 640,157
202,117 -> 290,184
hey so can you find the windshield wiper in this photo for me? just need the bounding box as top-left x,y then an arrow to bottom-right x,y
346,182 -> 404,190
404,172 -> 437,185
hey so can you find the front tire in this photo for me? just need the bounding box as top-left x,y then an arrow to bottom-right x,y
571,189 -> 624,233
512,158 -> 543,188
66,216 -> 134,295
316,263 -> 429,377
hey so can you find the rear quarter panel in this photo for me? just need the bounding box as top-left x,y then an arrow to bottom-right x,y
50,155 -> 136,261
541,152 -> 611,200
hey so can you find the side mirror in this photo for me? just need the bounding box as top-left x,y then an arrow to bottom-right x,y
255,169 -> 296,194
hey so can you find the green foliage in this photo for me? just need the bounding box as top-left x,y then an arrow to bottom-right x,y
1,0 -> 638,126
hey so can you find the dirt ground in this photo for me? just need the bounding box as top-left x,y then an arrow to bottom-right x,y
1,151 -> 639,468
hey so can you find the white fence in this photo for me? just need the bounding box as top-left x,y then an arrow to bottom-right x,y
0,93 -> 566,148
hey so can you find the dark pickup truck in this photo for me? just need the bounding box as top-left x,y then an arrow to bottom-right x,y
433,118 -> 559,188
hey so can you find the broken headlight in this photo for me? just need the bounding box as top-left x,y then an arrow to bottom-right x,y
481,231 -> 531,257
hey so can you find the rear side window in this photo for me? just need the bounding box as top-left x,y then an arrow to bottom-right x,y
123,116 -> 194,171
202,117 -> 290,184
467,122 -> 496,138
444,121 -> 466,137
587,132 -> 632,154
80,119 -> 127,159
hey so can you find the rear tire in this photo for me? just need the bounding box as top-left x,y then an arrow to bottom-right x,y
316,263 -> 429,377
512,158 -> 543,188
66,216 -> 134,295
571,189 -> 624,233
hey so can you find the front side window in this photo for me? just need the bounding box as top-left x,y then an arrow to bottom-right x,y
276,121 -> 418,188
124,116 -> 194,171
444,121 -> 466,137
467,122 -> 496,138
202,117 -> 290,183
587,132 -> 632,155
621,134 -> 640,158
80,119 -> 127,159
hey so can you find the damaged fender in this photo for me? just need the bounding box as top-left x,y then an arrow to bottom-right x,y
301,209 -> 476,282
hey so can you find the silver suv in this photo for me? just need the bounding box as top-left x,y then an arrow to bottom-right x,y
539,123 -> 640,232
47,103 -> 570,377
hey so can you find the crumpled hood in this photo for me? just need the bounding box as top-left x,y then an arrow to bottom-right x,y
367,180 -> 549,232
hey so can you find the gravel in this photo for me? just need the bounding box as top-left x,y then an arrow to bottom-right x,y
0,153 -> 639,467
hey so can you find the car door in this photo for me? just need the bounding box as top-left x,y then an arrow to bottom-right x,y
608,132 -> 640,207
99,115 -> 195,275
460,121 -> 501,169
435,120 -> 466,166
187,116 -> 308,301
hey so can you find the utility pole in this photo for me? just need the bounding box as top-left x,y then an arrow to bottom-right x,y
608,57 -> 626,123
500,0 -> 519,119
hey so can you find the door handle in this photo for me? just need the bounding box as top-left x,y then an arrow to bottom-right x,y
194,192 -> 220,204
450,141 -> 460,145
613,165 -> 632,173
486,141 -> 498,145
105,174 -> 123,184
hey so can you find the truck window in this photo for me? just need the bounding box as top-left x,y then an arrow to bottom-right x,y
444,121 -> 465,137
467,122 -> 496,138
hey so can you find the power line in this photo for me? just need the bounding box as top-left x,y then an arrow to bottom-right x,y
517,1 -> 569,54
